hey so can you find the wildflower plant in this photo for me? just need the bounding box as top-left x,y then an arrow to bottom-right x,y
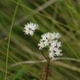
24,22 -> 62,80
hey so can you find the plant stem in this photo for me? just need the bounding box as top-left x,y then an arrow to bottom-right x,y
45,57 -> 50,80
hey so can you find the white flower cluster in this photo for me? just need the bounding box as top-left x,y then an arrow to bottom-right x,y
23,22 -> 62,59
24,22 -> 39,36
38,32 -> 62,59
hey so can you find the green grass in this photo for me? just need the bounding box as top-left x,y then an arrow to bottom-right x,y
0,0 -> 80,80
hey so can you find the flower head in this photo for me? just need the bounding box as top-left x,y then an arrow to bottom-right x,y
24,22 -> 39,36
38,32 -> 62,59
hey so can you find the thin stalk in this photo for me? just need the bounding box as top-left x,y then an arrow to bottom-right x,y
5,0 -> 19,80
41,50 -> 47,60
45,57 -> 51,80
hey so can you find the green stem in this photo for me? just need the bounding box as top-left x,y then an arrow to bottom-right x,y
5,0 -> 20,80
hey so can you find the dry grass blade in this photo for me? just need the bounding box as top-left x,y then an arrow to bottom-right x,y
11,57 -> 80,66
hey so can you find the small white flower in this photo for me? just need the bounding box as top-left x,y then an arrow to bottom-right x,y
38,42 -> 45,50
38,32 -> 51,50
24,22 -> 39,36
38,39 -> 48,50
49,47 -> 62,57
49,40 -> 62,59
55,49 -> 62,56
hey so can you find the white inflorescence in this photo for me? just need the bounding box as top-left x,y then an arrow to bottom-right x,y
24,22 -> 39,36
38,32 -> 62,59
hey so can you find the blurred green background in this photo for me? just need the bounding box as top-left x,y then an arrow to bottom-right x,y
0,0 -> 80,80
